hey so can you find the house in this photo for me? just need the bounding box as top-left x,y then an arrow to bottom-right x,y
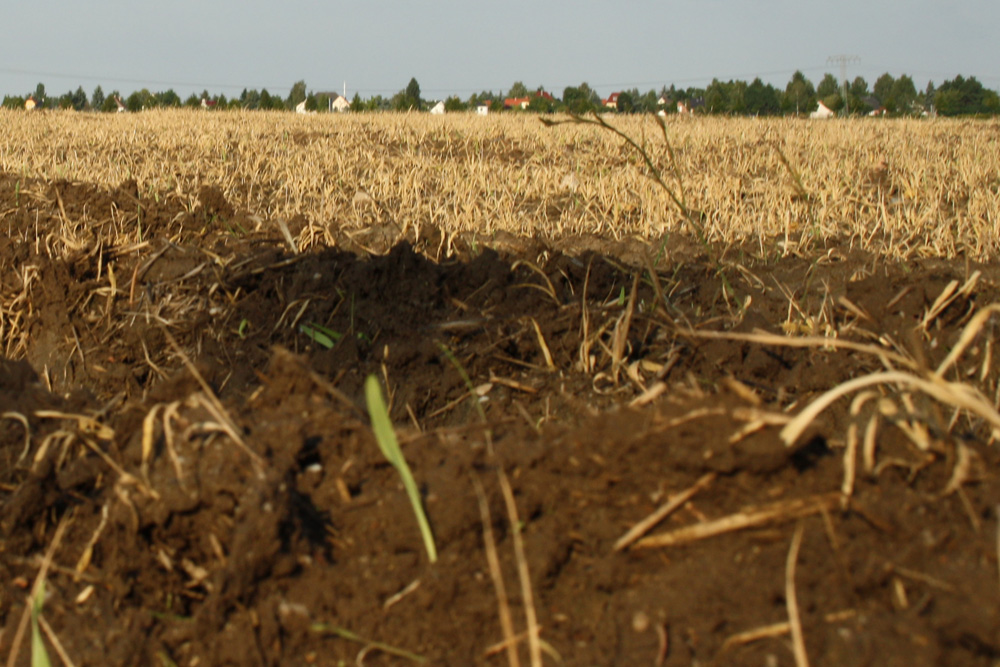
316,92 -> 351,112
657,95 -> 672,107
602,92 -> 621,109
429,100 -> 445,115
677,96 -> 705,114
809,101 -> 835,119
114,96 -> 126,113
868,106 -> 887,117
503,90 -> 554,110
200,98 -> 218,109
504,96 -> 532,110
24,95 -> 38,111
476,104 -> 490,116
295,100 -> 318,115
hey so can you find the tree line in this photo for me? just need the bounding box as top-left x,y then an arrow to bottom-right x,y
3,71 -> 997,116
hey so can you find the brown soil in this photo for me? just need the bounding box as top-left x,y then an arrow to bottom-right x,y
2,172 -> 1000,666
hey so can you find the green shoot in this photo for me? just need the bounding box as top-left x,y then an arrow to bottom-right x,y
310,622 -> 427,663
364,375 -> 438,563
436,342 -> 487,424
300,322 -> 343,348
30,579 -> 52,667
237,318 -> 249,338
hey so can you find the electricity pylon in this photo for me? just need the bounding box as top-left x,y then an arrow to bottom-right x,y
827,55 -> 860,115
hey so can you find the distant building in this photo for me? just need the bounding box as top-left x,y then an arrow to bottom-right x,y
200,98 -> 218,109
809,101 -> 835,119
429,100 -> 445,115
24,95 -> 38,111
316,92 -> 351,112
503,90 -> 554,110
602,92 -> 621,109
476,104 -> 490,116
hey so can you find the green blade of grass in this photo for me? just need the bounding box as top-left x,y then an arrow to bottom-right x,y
310,622 -> 427,663
31,580 -> 52,667
364,375 -> 438,563
300,322 -> 343,349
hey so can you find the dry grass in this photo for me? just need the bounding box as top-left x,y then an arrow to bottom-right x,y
1,109 -> 999,259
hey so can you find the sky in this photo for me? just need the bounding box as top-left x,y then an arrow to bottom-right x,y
2,0 -> 998,101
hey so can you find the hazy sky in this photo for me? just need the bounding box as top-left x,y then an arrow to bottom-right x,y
2,0 -> 997,100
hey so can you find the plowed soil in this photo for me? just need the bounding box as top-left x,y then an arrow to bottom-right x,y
2,171 -> 1000,666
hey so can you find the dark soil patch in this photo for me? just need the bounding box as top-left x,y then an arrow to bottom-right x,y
2,172 -> 1000,665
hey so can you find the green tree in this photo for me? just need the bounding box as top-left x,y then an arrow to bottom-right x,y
528,90 -> 556,113
287,80 -> 307,108
2,96 -> 25,110
704,79 -> 727,113
745,78 -> 779,115
614,90 -> 635,113
158,89 -> 182,107
444,95 -> 466,112
405,77 -> 422,109
507,81 -> 528,99
934,75 -> 1000,115
873,73 -> 895,107
782,71 -> 815,114
70,86 -> 88,111
816,73 -> 840,99
91,85 -> 105,111
890,75 -> 917,114
34,83 -> 46,104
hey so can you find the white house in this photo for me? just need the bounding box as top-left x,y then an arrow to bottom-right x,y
429,100 -> 445,115
476,104 -> 490,116
809,101 -> 835,119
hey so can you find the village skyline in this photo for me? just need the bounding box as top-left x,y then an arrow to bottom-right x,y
4,69 -> 998,118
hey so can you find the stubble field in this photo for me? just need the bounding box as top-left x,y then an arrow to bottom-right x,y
1,109 -> 999,665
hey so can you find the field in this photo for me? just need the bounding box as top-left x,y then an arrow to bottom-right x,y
1,108 -> 999,665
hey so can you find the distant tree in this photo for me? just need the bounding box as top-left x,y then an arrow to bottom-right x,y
816,73 -> 840,99
158,89 -> 182,107
873,73 -> 895,107
528,90 -> 556,113
241,88 -> 261,110
287,80 -> 307,108
126,91 -> 144,112
822,93 -> 844,113
782,71 -> 815,114
259,89 -> 273,109
849,76 -> 869,98
101,93 -> 120,112
745,78 -> 780,115
405,77 -> 422,109
890,75 -> 917,114
2,96 -> 25,110
704,79 -> 727,113
934,75 -> 1000,115
34,83 -> 46,104
507,81 -> 529,99
614,90 -> 635,113
444,95 -> 466,112
70,86 -> 88,111
304,93 -> 318,111
562,83 -> 600,114
91,85 -> 105,111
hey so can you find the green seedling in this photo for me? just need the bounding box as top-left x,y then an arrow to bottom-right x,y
311,622 -> 427,663
31,579 -> 52,667
364,375 -> 438,563
300,322 -> 343,348
237,318 -> 249,338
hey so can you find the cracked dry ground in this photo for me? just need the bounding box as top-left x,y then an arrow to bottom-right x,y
1,174 -> 1000,665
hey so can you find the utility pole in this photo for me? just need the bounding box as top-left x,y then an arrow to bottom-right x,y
827,55 -> 860,115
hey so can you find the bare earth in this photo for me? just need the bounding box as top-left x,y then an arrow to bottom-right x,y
1,171 -> 999,666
